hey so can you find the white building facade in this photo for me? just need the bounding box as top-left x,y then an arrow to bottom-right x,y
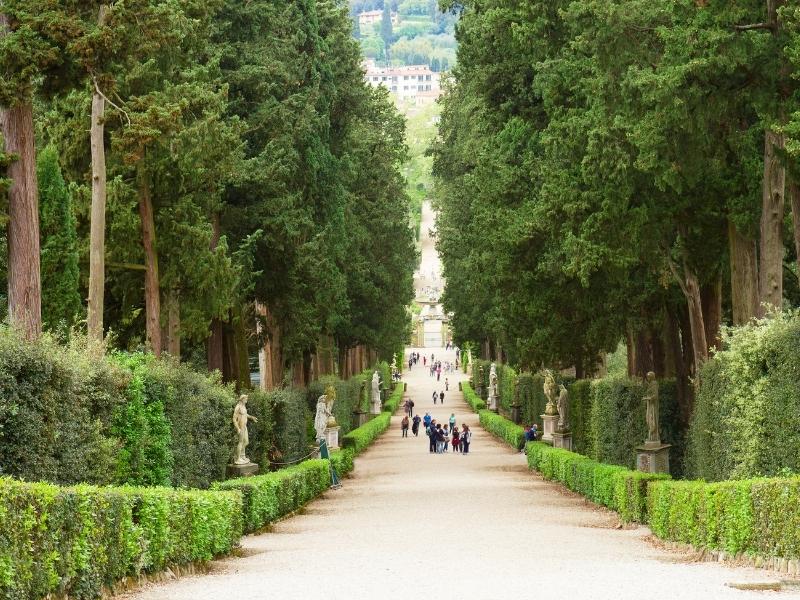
363,63 -> 442,101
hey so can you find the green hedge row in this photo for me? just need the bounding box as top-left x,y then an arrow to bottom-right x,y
479,410 -> 525,449
648,477 -> 800,560
382,382 -> 404,414
342,412 -> 391,453
214,460 -> 331,533
462,382 -> 486,411
0,477 -> 242,600
526,442 -> 669,523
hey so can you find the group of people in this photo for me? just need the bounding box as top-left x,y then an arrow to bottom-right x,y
432,389 -> 445,404
417,412 -> 471,454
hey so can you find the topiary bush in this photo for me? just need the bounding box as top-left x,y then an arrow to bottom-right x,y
648,476 -> 800,560
687,312 -> 800,481
462,382 -> 486,411
248,387 -> 308,468
214,460 -> 331,533
341,412 -> 391,454
382,383 -> 404,413
516,373 -> 547,428
567,379 -> 592,456
0,477 -> 242,600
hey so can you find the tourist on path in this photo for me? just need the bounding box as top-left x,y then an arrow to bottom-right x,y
449,413 -> 456,431
401,415 -> 409,438
452,428 -> 461,453
445,378 -> 449,391
408,399 -> 414,417
461,424 -> 472,454
423,412 -> 432,430
442,424 -> 450,452
412,414 -> 421,436
439,390 -> 445,404
429,421 -> 438,453
432,390 -> 438,404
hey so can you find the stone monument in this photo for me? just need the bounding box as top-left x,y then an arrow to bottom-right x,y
487,362 -> 499,411
228,394 -> 259,478
552,384 -> 573,451
370,370 -> 382,415
636,372 -> 671,474
322,384 -> 340,450
540,370 -> 559,443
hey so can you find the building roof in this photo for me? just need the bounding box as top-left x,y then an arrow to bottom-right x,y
364,64 -> 437,77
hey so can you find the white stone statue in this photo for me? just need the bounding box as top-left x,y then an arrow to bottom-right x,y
314,394 -> 331,442
371,370 -> 382,414
543,370 -> 558,415
557,384 -> 570,432
644,371 -> 660,445
489,362 -> 498,397
233,394 -> 258,465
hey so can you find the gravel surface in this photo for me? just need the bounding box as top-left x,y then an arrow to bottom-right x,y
120,352 -> 797,600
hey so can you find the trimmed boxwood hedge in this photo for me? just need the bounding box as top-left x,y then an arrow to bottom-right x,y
462,382 -> 486,411
214,460 -> 331,533
526,442 -> 669,523
479,410 -> 525,449
382,382 -> 404,414
0,477 -> 242,600
648,477 -> 800,560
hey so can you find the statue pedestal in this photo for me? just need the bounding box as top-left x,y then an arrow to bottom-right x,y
226,461 -> 259,479
370,403 -> 381,415
540,414 -> 558,443
487,393 -> 497,412
353,410 -> 368,428
324,426 -> 340,451
539,415 -> 558,443
552,431 -> 573,451
636,443 -> 672,474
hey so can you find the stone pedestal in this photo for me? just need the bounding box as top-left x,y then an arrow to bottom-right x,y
370,402 -> 381,416
487,393 -> 497,412
540,414 -> 558,443
226,461 -> 259,479
324,426 -> 340,451
353,410 -> 369,428
636,443 -> 671,474
552,431 -> 573,451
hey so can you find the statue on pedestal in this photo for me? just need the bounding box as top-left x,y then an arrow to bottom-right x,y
371,370 -> 382,413
314,393 -> 332,442
556,384 -> 570,432
233,394 -> 258,465
543,370 -> 558,415
643,371 -> 660,445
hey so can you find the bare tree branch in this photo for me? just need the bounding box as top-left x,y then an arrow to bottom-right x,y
732,22 -> 775,32
92,76 -> 132,126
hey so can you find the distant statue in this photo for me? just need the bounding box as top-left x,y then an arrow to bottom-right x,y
233,394 -> 258,465
557,384 -> 570,431
489,362 -> 498,397
644,371 -> 660,445
314,394 -> 331,442
371,370 -> 382,413
543,370 -> 558,415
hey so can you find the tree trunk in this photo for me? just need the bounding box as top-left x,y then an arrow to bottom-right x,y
682,265 -> 708,369
207,213 -> 223,372
625,327 -> 635,378
2,97 -> 42,341
728,219 -> 759,325
165,286 -> 180,358
666,304 -> 693,427
701,273 -> 722,352
256,301 -> 275,391
789,177 -> 800,286
137,161 -> 161,355
759,129 -> 785,314
87,4 -> 110,344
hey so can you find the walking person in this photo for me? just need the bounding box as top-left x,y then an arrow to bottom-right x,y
409,399 -> 415,418
449,412 -> 456,432
443,424 -> 450,452
429,420 -> 437,453
412,414 -> 421,436
401,415 -> 409,437
436,424 -> 445,453
445,378 -> 449,391
461,424 -> 472,454
452,428 -> 461,453
404,398 -> 411,416
439,390 -> 445,404
423,412 -> 432,431
432,390 -> 438,405
436,365 -> 441,381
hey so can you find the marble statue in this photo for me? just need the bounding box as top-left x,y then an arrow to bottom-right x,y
489,362 -> 498,396
557,384 -> 570,431
644,371 -> 660,445
314,393 -> 331,442
543,370 -> 558,415
371,370 -> 382,413
233,394 -> 258,465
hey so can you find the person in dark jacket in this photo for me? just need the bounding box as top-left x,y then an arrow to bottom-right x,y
412,414 -> 421,436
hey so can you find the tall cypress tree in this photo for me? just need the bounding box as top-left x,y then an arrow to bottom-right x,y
37,145 -> 81,334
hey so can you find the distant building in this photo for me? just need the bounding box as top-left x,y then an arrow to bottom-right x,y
363,63 -> 442,101
359,10 -> 399,27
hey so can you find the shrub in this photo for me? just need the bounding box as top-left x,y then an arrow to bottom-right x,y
462,382 -> 485,411
214,460 -> 330,533
0,477 -> 242,600
687,312 -> 800,481
329,449 -> 354,478
526,442 -> 668,522
648,476 -> 800,559
341,412 -> 391,454
382,383 -> 404,413
249,388 -> 308,466
479,410 -> 524,449
567,379 -> 592,456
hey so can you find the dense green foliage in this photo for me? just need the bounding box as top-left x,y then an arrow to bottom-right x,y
478,411 -> 524,449
214,460 -> 331,534
526,442 -> 669,523
461,382 -> 485,411
0,477 -> 242,600
648,477 -> 800,560
687,312 -> 800,481
342,413 -> 391,454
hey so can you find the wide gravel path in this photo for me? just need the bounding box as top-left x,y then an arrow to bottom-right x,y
121,348 -> 796,599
